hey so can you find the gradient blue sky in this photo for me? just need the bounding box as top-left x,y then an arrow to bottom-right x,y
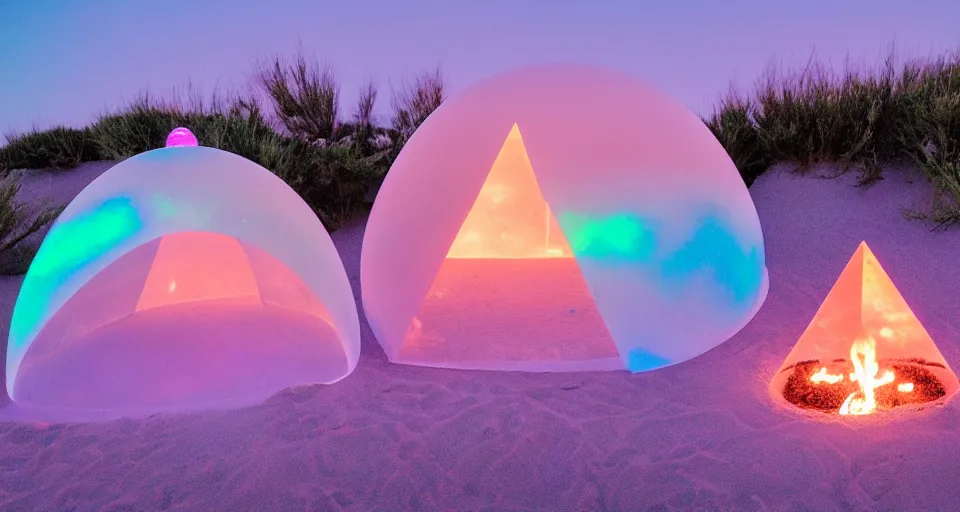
1,0 -> 958,137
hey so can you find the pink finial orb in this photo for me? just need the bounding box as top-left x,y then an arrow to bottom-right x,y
165,127 -> 199,147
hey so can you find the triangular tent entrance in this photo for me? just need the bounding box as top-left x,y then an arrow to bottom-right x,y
136,231 -> 262,311
398,124 -> 620,370
771,241 -> 958,414
446,124 -> 572,259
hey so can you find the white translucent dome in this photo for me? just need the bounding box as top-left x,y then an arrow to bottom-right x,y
361,64 -> 768,373
6,144 -> 360,417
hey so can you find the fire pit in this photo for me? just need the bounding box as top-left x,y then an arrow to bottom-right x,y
770,242 -> 959,415
778,343 -> 950,415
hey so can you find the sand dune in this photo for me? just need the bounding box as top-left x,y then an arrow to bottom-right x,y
1,162 -> 959,511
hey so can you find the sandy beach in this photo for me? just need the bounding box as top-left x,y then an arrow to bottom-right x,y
1,161 -> 959,511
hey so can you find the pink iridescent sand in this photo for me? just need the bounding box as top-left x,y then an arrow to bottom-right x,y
1,162 -> 959,511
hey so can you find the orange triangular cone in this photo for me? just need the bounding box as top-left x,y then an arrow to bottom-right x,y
771,241 -> 958,411
446,123 -> 573,259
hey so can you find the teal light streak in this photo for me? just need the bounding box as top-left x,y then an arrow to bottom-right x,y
559,212 -> 658,263
659,212 -> 764,308
626,346 -> 673,372
9,196 -> 143,355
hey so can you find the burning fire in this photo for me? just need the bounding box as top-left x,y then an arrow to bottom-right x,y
776,242 -> 957,414
808,336 -> 914,416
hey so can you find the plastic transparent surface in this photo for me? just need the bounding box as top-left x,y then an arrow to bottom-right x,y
770,242 -> 958,398
7,145 -> 360,409
361,64 -> 768,373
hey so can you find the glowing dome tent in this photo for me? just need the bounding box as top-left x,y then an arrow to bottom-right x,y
361,64 -> 768,373
6,131 -> 360,416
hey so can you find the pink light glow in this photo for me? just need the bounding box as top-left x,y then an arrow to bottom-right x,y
165,127 -> 199,147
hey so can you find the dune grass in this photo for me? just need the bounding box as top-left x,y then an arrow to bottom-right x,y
0,50 -> 445,225
390,66 -> 446,145
0,51 -> 446,273
0,127 -> 100,172
0,175 -> 63,275
706,47 -> 960,226
1,47 -> 959,274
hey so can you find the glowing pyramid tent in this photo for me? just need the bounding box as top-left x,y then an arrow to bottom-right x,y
771,241 -> 958,415
361,64 -> 769,373
6,131 -> 360,417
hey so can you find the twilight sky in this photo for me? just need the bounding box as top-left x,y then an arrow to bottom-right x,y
1,0 -> 958,138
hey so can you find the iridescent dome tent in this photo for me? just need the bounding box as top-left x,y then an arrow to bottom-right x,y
6,129 -> 360,418
361,64 -> 768,373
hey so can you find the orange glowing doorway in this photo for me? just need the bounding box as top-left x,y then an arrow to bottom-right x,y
398,124 -> 620,370
445,124 -> 572,259
771,241 -> 959,415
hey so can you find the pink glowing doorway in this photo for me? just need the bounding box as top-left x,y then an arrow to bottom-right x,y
14,231 -> 347,413
399,124 -> 620,371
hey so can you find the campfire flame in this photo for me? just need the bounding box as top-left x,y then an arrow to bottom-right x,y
808,335 -> 913,416
810,367 -> 843,384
